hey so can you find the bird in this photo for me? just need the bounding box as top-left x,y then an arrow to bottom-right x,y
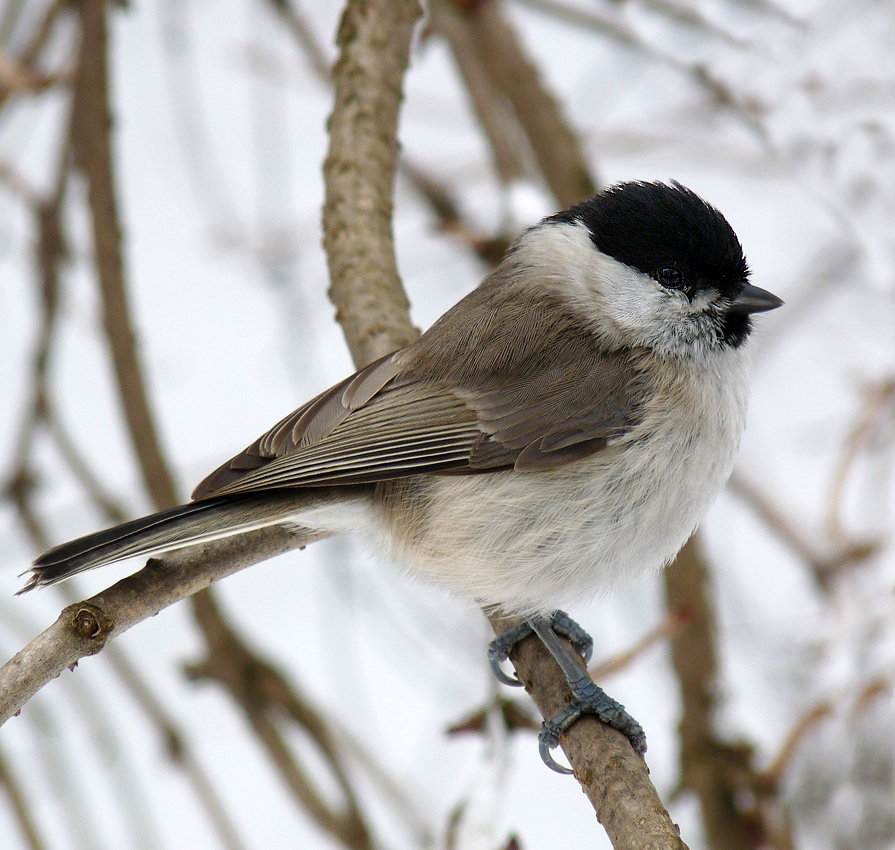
23,180 -> 782,770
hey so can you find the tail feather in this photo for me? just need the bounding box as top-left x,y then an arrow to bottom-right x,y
21,493 -> 316,593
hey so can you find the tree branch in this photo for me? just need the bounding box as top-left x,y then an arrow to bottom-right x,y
322,0 -> 422,366
0,527 -> 321,726
491,615 -> 689,850
429,0 -> 531,186
460,0 -> 598,206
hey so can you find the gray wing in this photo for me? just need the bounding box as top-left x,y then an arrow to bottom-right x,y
192,346 -> 647,500
192,275 -> 650,501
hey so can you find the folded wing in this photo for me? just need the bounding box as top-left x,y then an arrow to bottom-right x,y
192,338 -> 648,500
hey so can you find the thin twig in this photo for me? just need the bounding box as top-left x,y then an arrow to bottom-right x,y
637,0 -> 751,45
728,470 -> 880,589
265,0 -> 332,78
761,702 -> 833,788
4,580 -> 164,850
0,47 -> 56,93
1,36 -> 245,843
2,131 -> 69,500
512,0 -> 770,133
589,606 -> 691,680
826,377 -> 895,544
0,0 -> 69,113
1,149 -> 132,525
42,400 -> 130,524
0,162 -> 42,205
761,677 -> 893,787
398,159 -> 513,266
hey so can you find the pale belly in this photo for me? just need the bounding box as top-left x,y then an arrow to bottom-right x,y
367,353 -> 749,616
372,422 -> 739,616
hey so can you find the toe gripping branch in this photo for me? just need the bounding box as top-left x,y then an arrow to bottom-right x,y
488,610 -> 646,774
488,610 -> 593,685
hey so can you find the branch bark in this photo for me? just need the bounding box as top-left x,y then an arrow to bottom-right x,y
0,527 -> 320,725
322,0 -> 422,366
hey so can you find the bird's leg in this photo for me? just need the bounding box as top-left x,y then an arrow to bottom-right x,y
488,610 -> 645,773
527,614 -> 647,773
487,609 -> 594,686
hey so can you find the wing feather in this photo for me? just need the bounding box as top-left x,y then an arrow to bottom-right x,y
192,278 -> 651,500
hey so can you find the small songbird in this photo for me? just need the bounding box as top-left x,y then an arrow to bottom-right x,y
24,181 -> 782,770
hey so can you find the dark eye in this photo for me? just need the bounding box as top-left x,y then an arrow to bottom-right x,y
656,267 -> 684,289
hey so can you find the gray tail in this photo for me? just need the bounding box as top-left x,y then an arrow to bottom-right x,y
21,493 -> 310,593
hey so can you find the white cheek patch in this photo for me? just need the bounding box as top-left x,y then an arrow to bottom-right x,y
518,220 -> 603,297
517,221 -> 667,339
585,252 -> 688,346
515,220 -> 726,354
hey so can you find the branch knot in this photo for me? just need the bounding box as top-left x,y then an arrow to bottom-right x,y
68,603 -> 113,639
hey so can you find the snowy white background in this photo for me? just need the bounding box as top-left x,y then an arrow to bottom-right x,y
1,0 -> 894,848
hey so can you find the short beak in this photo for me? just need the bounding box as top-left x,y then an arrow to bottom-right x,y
728,283 -> 784,315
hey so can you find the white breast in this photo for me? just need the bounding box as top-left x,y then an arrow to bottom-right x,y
374,348 -> 750,617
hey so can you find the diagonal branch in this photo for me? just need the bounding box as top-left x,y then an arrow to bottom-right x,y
185,595 -> 374,850
459,0 -> 598,206
429,0 -> 531,187
0,527 -> 319,725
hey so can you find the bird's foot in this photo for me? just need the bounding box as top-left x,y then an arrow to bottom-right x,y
489,610 -> 646,773
538,672 -> 646,774
487,610 -> 593,686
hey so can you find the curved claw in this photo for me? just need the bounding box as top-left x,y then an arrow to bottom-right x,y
488,654 -> 523,686
488,621 -> 536,687
538,722 -> 573,774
